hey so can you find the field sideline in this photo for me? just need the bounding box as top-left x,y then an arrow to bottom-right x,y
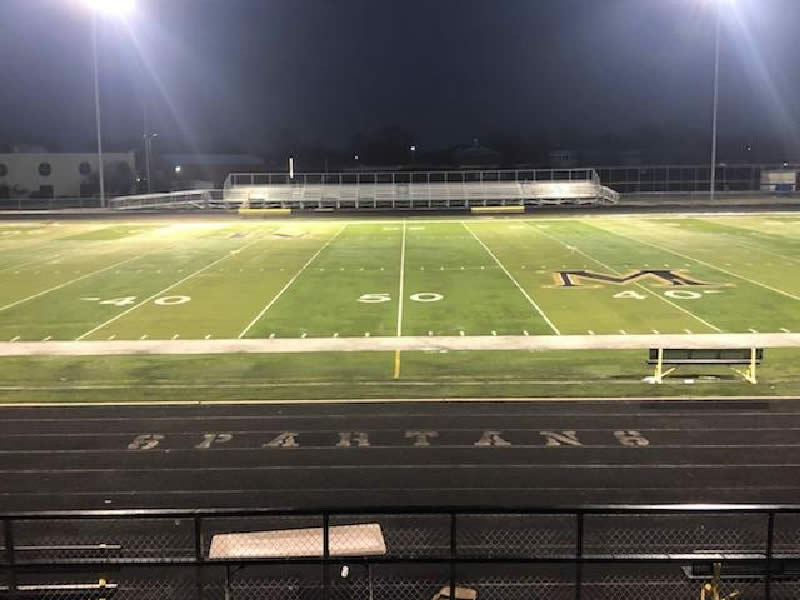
2,213 -> 800,402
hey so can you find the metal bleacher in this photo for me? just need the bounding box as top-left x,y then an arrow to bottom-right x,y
109,169 -> 619,211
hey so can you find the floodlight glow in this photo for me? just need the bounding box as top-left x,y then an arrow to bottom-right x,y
85,0 -> 135,16
174,165 -> 182,174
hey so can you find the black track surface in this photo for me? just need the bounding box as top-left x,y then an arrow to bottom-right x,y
1,398 -> 798,512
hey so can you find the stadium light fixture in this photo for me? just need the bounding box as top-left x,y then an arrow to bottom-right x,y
84,0 -> 134,208
174,165 -> 182,175
85,0 -> 135,16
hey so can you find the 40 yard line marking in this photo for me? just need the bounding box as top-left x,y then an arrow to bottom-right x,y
0,252 -> 145,314
601,225 -> 800,304
463,223 -> 561,335
394,221 -> 407,379
238,226 -> 346,339
76,236 -> 265,341
527,223 -> 722,333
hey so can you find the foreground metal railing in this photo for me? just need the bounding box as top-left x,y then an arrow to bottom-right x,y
1,505 -> 800,599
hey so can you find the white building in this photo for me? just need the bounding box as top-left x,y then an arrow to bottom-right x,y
0,151 -> 135,199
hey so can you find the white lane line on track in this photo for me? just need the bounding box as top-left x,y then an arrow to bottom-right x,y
0,253 -> 145,314
463,223 -> 560,335
526,222 -> 722,333
76,237 -> 266,341
237,226 -> 346,339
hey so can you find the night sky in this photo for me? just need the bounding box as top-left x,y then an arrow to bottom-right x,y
2,0 -> 800,158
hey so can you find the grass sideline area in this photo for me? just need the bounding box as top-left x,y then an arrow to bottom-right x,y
2,214 -> 800,402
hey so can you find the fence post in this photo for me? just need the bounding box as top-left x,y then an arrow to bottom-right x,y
4,519 -> 15,599
323,512 -> 330,600
765,512 -> 775,600
449,513 -> 457,600
194,516 -> 204,600
575,512 -> 584,600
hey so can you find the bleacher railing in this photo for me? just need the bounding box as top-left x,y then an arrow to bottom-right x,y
2,504 -> 799,599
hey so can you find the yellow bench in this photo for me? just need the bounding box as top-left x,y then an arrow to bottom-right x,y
238,208 -> 291,217
470,205 -> 525,215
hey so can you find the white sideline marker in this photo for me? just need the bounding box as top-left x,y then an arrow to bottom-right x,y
269,333 -> 275,339
9,336 -> 19,342
300,333 -> 307,339
749,328 -> 759,333
684,329 -> 693,334
491,330 -> 497,336
205,334 -> 212,340
459,330 -> 465,336
42,336 -> 51,342
140,335 -> 148,340
523,330 -> 529,336
172,334 -> 179,340
588,330 -> 595,335
781,328 -> 792,333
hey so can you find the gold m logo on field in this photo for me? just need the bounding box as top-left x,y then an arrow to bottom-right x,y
554,269 -> 713,287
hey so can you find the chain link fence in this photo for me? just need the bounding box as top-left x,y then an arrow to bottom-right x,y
3,506 -> 800,599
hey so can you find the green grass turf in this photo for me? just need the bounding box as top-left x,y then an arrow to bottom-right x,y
1,214 -> 800,401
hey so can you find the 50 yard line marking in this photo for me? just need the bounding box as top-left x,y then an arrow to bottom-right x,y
463,223 -> 561,335
394,221 -> 407,379
527,223 -> 722,333
238,226 -> 346,339
76,236 -> 265,341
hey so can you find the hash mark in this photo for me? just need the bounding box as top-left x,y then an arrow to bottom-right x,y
205,334 -> 212,339
459,330 -> 465,336
301,333 -> 307,339
781,328 -> 792,333
107,335 -> 116,341
684,329 -> 693,334
491,330 -> 497,336
10,336 -> 19,342
588,330 -> 595,335
269,333 -> 275,339
172,334 -> 179,340
140,334 -> 148,340
748,328 -> 759,333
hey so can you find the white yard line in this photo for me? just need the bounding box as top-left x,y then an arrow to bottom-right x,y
76,237 -> 264,341
0,253 -> 145,314
528,224 -> 722,332
396,221 -> 407,337
237,226 -> 346,339
463,223 -> 561,335
600,225 -> 800,303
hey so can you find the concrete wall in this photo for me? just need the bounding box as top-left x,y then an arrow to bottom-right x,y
0,152 -> 134,198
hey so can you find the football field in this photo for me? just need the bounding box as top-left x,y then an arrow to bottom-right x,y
2,213 -> 800,402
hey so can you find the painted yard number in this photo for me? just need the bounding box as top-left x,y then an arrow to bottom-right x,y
358,293 -> 443,303
614,290 -> 709,300
86,295 -> 192,306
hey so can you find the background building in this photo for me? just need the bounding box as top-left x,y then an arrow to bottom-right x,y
0,150 -> 135,199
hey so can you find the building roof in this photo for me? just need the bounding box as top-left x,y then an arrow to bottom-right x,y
163,154 -> 265,167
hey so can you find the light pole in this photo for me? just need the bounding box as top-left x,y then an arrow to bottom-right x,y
86,0 -> 135,207
709,0 -> 731,201
143,132 -> 157,193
